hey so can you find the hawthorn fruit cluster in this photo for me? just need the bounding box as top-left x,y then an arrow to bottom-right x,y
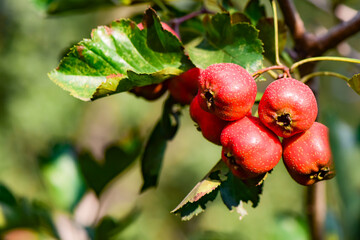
129,22 -> 334,186
189,63 -> 334,186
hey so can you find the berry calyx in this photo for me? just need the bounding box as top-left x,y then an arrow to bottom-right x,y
198,63 -> 257,121
258,78 -> 318,138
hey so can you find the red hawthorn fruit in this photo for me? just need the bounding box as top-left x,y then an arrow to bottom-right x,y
220,116 -> 282,179
129,81 -> 168,101
137,22 -> 180,39
190,94 -> 229,145
168,68 -> 202,105
258,78 -> 318,138
282,122 -> 335,186
198,63 -> 257,121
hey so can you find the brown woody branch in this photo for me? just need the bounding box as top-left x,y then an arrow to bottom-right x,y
278,0 -> 360,58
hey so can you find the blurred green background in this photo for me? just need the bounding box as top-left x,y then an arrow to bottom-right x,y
0,0 -> 359,239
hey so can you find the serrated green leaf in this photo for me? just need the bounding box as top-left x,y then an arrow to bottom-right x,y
220,171 -> 263,215
171,160 -> 229,221
257,18 -> 287,64
244,0 -> 266,25
33,0 -> 133,15
79,134 -> 142,196
186,13 -> 263,73
49,8 -> 192,101
348,73 -> 360,95
141,97 -> 181,192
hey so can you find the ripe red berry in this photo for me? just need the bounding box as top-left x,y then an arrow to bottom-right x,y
220,116 -> 282,179
168,68 -> 202,105
190,94 -> 229,145
258,78 -> 318,138
282,122 -> 335,186
129,81 -> 167,101
137,22 -> 179,39
198,63 -> 257,121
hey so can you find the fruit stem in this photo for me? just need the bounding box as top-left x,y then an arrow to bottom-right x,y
291,56 -> 360,73
252,65 -> 291,80
300,71 -> 349,83
271,0 -> 282,66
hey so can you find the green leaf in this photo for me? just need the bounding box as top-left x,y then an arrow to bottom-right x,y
270,213 -> 310,240
140,97 -> 181,192
39,143 -> 86,211
257,18 -> 288,64
94,208 -> 140,240
244,0 -> 266,25
79,134 -> 142,196
49,8 -> 192,101
171,160 -> 229,221
219,171 -> 263,219
33,0 -> 133,15
347,73 -> 360,95
0,185 -> 17,206
186,13 -> 264,73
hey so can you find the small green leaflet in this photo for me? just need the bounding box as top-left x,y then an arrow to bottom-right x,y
185,13 -> 264,73
348,73 -> 360,95
172,160 -> 265,221
171,160 -> 229,221
49,8 -> 192,101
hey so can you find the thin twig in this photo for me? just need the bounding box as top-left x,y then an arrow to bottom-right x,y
272,0 -> 282,66
300,71 -> 349,83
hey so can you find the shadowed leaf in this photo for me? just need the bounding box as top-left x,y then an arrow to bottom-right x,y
79,133 -> 142,196
245,0 -> 266,25
141,97 -> 181,192
186,13 -> 263,73
220,171 -> 263,219
0,184 -> 17,206
257,18 -> 287,64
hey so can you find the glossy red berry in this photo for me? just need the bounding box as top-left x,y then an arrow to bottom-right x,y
282,122 -> 335,186
168,68 -> 202,105
220,116 -> 282,179
258,78 -> 318,138
190,94 -> 229,145
198,63 -> 257,121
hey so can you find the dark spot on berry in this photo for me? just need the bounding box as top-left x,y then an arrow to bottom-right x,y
276,113 -> 292,127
